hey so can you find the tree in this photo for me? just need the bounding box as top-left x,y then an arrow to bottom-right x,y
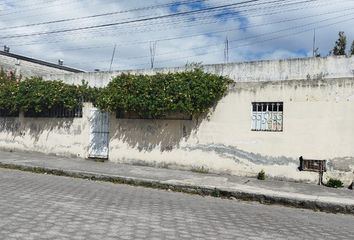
332,31 -> 347,56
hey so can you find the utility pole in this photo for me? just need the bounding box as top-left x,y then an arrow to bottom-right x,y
109,44 -> 117,72
224,36 -> 229,63
150,41 -> 157,69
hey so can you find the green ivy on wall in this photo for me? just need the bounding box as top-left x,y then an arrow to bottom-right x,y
0,68 -> 231,117
17,78 -> 84,113
0,69 -> 19,114
95,69 -> 231,118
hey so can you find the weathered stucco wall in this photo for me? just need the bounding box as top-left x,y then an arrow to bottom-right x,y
44,56 -> 354,87
107,78 -> 354,184
1,56 -> 354,184
0,103 -> 91,158
0,79 -> 353,183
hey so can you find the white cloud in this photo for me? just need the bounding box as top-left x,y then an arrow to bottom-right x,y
0,0 -> 353,71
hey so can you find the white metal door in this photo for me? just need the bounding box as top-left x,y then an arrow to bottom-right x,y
89,108 -> 109,159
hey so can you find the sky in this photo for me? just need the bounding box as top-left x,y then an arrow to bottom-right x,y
0,0 -> 353,72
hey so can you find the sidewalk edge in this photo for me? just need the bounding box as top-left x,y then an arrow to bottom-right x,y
0,162 -> 353,215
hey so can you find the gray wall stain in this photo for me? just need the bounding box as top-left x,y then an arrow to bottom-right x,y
184,144 -> 296,166
327,157 -> 354,172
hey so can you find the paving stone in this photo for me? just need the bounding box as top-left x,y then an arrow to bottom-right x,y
0,168 -> 354,240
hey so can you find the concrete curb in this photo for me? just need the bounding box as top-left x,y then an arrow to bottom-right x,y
0,162 -> 353,215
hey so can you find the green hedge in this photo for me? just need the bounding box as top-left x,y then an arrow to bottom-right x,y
0,68 -> 231,117
95,69 -> 231,118
17,78 -> 84,113
0,69 -> 19,114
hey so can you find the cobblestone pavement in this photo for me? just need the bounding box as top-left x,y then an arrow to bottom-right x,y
0,169 -> 353,240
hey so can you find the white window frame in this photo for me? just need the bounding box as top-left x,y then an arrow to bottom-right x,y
251,102 -> 283,132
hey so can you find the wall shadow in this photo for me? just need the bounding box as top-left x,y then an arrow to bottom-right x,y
0,116 -> 76,143
109,111 -> 210,152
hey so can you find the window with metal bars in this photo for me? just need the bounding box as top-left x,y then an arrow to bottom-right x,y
251,102 -> 283,132
24,106 -> 83,118
116,110 -> 192,120
0,109 -> 19,117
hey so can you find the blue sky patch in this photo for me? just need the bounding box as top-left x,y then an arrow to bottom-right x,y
214,9 -> 248,30
169,1 -> 207,13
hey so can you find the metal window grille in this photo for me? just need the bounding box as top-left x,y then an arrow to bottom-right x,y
116,110 -> 192,120
0,109 -> 19,117
251,102 -> 283,132
24,106 -> 83,118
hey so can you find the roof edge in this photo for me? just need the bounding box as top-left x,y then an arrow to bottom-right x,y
0,51 -> 84,73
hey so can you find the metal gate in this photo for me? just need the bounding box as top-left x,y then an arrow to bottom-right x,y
88,108 -> 109,159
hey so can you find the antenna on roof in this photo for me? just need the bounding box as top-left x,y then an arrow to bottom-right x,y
312,29 -> 316,57
150,41 -> 157,69
109,44 -> 117,72
224,36 -> 229,63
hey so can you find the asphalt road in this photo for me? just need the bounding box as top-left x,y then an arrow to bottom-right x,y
0,169 -> 353,240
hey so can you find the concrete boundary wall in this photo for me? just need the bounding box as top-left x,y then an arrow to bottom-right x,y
106,78 -> 354,184
0,104 -> 91,158
1,78 -> 353,184
44,56 -> 354,87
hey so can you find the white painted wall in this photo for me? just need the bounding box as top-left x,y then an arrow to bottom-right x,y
107,78 -> 354,184
0,103 -> 92,158
1,56 -> 354,184
44,56 -> 354,87
1,80 -> 353,183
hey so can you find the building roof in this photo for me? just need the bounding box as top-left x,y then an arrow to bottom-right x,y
0,50 -> 84,73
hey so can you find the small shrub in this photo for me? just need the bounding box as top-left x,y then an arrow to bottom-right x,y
325,178 -> 344,188
191,166 -> 209,174
211,188 -> 221,197
257,170 -> 266,180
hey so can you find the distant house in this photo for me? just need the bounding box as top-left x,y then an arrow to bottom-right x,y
0,47 -> 84,78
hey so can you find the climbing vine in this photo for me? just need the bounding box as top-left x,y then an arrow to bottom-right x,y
17,78 -> 82,113
0,69 -> 19,114
0,68 -> 231,117
95,68 -> 231,118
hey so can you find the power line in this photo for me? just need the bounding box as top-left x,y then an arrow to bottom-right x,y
0,0 -> 271,39
3,0 -> 333,47
0,0 -> 83,17
0,0 -> 318,36
67,11 -> 354,67
151,16 -> 354,67
51,6 -> 354,60
4,0 -> 352,71
0,0 -> 209,31
6,0 -> 338,50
